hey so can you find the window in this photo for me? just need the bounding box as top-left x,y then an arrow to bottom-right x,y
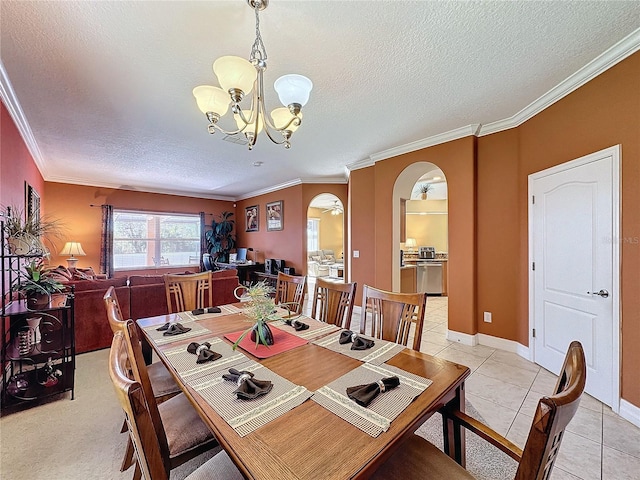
113,210 -> 201,270
307,218 -> 320,251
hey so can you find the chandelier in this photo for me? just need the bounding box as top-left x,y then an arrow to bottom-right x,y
192,0 -> 312,150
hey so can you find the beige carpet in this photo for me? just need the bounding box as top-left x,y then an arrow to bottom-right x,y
1,348 -> 517,480
0,349 -> 216,480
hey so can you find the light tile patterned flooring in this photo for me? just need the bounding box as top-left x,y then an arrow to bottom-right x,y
305,294 -> 640,480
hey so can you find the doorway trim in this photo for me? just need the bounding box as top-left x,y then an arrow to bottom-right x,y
527,145 -> 620,412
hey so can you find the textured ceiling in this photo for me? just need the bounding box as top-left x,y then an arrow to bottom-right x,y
2,1 -> 639,200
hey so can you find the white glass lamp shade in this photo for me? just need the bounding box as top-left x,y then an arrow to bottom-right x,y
192,85 -> 230,116
59,242 -> 86,257
213,56 -> 257,96
274,74 -> 313,107
234,110 -> 263,135
270,107 -> 302,132
405,238 -> 417,248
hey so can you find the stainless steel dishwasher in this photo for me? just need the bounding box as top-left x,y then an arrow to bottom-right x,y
417,261 -> 443,295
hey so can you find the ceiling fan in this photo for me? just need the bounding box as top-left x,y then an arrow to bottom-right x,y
322,201 -> 344,215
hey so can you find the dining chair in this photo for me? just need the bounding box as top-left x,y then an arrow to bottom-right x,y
116,318 -> 218,479
360,285 -> 427,350
275,272 -> 307,315
164,271 -> 213,313
371,341 -> 587,480
109,332 -> 243,480
310,278 -> 357,329
104,286 -> 181,471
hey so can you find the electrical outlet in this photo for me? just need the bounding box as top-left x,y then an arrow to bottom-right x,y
483,312 -> 492,323
353,250 -> 360,258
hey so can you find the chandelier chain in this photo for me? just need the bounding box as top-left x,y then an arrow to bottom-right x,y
250,3 -> 268,63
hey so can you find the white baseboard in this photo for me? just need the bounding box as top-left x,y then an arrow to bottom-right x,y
619,399 -> 640,429
446,330 -> 478,346
476,333 -> 530,359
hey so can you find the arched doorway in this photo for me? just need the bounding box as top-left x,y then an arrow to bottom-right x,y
392,163 -> 448,304
307,194 -> 345,283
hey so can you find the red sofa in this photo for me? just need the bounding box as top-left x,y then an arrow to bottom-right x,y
68,269 -> 239,354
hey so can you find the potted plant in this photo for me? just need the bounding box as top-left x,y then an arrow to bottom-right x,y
3,205 -> 63,255
12,260 -> 65,309
232,281 -> 279,348
205,211 -> 236,264
419,183 -> 433,200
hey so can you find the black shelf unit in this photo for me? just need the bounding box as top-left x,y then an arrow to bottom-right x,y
1,220 -> 75,414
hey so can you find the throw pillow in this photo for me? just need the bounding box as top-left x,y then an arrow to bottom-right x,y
311,255 -> 321,262
324,254 -> 335,262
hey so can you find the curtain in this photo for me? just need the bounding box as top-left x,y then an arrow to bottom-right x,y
99,205 -> 114,278
199,212 -> 207,271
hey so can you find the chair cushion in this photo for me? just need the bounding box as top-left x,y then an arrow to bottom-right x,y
159,393 -> 215,457
185,450 -> 244,480
371,434 -> 475,479
148,361 -> 180,399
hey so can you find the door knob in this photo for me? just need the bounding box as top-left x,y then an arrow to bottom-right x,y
587,289 -> 609,298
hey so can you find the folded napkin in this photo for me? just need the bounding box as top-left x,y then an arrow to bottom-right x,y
285,319 -> 309,331
192,307 -> 222,315
160,323 -> 192,336
222,368 -> 273,400
346,376 -> 400,407
187,341 -> 222,364
339,330 -> 375,350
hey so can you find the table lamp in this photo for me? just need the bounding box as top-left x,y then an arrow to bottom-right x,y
59,242 -> 86,268
405,238 -> 417,253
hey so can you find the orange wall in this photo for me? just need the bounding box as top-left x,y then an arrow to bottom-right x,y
349,167 -> 376,305
1,102 -> 44,213
235,183 -> 347,276
371,137 -> 477,335
44,182 -> 234,276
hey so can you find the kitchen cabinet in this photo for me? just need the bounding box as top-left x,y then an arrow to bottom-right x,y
400,266 -> 417,293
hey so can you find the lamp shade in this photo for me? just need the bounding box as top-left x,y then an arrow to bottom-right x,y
405,238 -> 417,248
192,85 -> 230,116
270,107 -> 302,132
235,110 -> 263,135
274,74 -> 313,107
213,56 -> 257,96
59,242 -> 86,257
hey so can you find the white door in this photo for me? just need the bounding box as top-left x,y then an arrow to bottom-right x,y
530,146 -> 619,407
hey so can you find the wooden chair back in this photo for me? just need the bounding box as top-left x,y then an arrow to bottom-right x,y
275,272 -> 307,315
361,285 -> 427,350
310,278 -> 357,328
515,341 -> 586,480
109,332 -> 170,480
104,286 -> 127,334
163,271 -> 213,313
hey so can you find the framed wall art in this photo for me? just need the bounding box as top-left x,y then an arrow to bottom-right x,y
266,201 -> 283,231
245,205 -> 259,232
25,182 -> 41,224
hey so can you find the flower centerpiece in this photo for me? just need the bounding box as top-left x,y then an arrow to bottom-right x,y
233,281 -> 280,349
12,260 -> 65,309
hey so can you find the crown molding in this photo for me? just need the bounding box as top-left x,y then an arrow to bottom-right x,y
236,178 -> 303,201
300,176 -> 348,184
0,61 -> 48,176
369,124 -> 481,164
346,158 -> 375,172
480,27 -> 640,136
44,176 -> 236,201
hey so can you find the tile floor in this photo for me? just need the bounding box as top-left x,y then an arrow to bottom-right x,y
305,293 -> 640,480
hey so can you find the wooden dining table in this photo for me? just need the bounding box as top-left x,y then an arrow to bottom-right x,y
137,307 -> 471,479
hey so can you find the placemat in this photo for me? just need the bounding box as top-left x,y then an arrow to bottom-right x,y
142,322 -> 210,346
271,317 -> 341,341
190,361 -> 312,437
224,326 -> 308,359
177,304 -> 244,322
312,363 -> 432,437
163,337 -> 248,382
313,330 -> 406,365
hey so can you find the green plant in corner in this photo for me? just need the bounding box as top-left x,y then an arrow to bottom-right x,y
232,281 -> 279,349
2,205 -> 64,255
12,260 -> 65,308
205,211 -> 235,264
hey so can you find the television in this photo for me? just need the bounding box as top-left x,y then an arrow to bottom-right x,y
235,248 -> 247,263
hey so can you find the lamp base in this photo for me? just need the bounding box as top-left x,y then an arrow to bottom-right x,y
66,257 -> 79,269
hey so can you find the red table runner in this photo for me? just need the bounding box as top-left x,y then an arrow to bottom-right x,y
224,326 -> 308,359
